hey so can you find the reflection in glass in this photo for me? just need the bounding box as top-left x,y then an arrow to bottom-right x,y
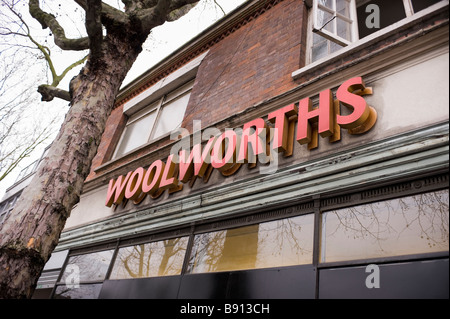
311,31 -> 344,63
53,284 -> 102,299
321,190 -> 449,262
115,110 -> 157,157
60,250 -> 114,282
312,33 -> 328,61
109,237 -> 189,279
152,92 -> 190,139
317,9 -> 334,32
336,0 -> 350,18
336,17 -> 351,41
188,214 -> 314,273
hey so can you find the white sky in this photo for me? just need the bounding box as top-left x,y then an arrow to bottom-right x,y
0,0 -> 247,198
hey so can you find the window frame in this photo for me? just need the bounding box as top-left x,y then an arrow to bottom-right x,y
187,213 -> 316,274
319,189 -> 449,264
112,80 -> 194,159
309,0 -> 435,63
108,236 -> 190,279
312,0 -> 358,47
51,244 -> 117,299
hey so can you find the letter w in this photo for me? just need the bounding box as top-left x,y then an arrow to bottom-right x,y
179,136 -> 216,183
105,171 -> 132,207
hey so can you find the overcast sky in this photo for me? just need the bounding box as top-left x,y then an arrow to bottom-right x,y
0,0 -> 247,198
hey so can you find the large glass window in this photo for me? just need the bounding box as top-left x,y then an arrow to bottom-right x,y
321,190 -> 449,263
311,0 -> 442,62
113,80 -> 193,159
109,237 -> 189,279
53,249 -> 114,299
113,105 -> 158,158
60,250 -> 114,282
187,214 -> 315,273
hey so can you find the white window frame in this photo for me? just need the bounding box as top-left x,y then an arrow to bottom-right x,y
310,0 -> 429,63
148,80 -> 193,141
112,80 -> 193,159
312,0 -> 358,47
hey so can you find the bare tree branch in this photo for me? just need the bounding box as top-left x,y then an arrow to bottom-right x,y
212,0 -> 225,15
0,132 -> 50,183
75,0 -> 129,30
137,0 -> 199,33
29,0 -> 90,51
137,0 -> 170,32
55,55 -> 88,87
73,0 -> 88,11
166,1 -> 200,21
85,0 -> 104,61
37,85 -> 71,102
142,0 -> 158,8
100,2 -> 129,26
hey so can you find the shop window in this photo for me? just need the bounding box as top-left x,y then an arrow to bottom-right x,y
310,0 -> 441,62
113,80 -> 193,159
187,214 -> 315,274
53,284 -> 103,299
109,237 -> 189,279
53,249 -> 114,299
320,189 -> 449,263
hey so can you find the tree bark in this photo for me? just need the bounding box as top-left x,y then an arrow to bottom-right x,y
0,33 -> 140,299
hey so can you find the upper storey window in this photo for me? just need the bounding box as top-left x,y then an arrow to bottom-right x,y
113,80 -> 193,159
310,0 -> 442,62
112,51 -> 208,160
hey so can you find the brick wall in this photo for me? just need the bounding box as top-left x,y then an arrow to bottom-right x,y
182,0 -> 307,132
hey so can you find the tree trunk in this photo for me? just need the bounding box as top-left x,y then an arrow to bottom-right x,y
0,36 -> 140,298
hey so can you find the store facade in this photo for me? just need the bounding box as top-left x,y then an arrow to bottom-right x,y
29,0 -> 448,299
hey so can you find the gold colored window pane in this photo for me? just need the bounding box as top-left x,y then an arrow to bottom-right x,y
188,214 -> 314,274
109,237 -> 189,279
321,190 -> 449,262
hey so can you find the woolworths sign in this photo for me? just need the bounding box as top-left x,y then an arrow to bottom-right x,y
105,76 -> 377,208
